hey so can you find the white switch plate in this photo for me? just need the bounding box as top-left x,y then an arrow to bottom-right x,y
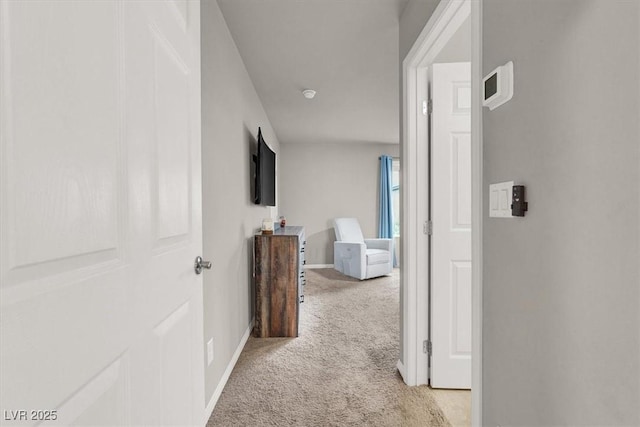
207,339 -> 214,365
489,181 -> 514,218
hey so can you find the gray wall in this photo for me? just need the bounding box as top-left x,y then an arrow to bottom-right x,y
279,143 -> 398,265
482,1 -> 640,425
399,0 -> 441,60
201,1 -> 280,406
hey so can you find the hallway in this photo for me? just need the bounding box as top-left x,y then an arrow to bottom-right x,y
207,269 -> 465,426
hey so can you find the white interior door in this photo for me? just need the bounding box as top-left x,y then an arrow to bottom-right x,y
0,1 -> 204,425
430,62 -> 472,389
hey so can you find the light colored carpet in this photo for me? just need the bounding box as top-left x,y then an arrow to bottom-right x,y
207,268 -> 451,427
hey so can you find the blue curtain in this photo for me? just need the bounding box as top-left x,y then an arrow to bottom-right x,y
378,155 -> 397,267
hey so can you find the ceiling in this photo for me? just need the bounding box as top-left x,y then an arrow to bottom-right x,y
217,0 -> 408,145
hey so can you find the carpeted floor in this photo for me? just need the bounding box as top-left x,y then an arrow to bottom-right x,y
207,268 -> 451,427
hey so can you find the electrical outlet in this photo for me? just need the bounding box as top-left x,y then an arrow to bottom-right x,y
207,339 -> 214,366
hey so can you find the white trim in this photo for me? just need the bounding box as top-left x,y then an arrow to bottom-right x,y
401,3 -> 482,424
396,359 -> 406,380
403,0 -> 471,70
400,42 -> 419,385
415,62 -> 429,386
470,1 -> 483,425
305,264 -> 334,269
204,318 -> 254,421
401,0 -> 472,388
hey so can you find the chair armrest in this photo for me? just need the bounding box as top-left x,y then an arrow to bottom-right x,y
334,241 -> 366,259
333,242 -> 366,280
364,238 -> 393,252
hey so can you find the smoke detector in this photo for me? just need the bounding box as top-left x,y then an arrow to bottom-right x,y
302,89 -> 316,99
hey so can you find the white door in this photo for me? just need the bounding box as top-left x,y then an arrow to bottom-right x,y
0,1 -> 205,425
430,62 -> 472,389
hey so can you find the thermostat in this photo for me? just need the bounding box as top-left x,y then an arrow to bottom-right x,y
483,61 -> 513,110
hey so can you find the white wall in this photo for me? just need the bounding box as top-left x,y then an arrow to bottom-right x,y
201,0 -> 280,407
482,1 -> 640,425
279,143 -> 398,265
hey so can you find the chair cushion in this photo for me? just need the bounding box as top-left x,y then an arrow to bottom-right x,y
366,249 -> 389,266
333,218 -> 365,243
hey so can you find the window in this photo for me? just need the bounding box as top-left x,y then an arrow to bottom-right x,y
392,159 -> 400,237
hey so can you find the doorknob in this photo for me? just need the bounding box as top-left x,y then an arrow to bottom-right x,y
194,256 -> 212,275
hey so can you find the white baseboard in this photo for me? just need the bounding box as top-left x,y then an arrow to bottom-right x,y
397,359 -> 406,382
204,318 -> 253,421
305,264 -> 334,269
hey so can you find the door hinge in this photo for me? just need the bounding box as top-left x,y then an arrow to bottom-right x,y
423,340 -> 432,355
422,99 -> 433,115
423,220 -> 433,235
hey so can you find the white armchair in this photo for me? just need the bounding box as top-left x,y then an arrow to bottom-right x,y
333,218 -> 393,280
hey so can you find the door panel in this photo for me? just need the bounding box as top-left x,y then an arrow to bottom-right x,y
451,133 -> 472,229
431,62 -> 472,389
451,261 -> 472,354
153,24 -> 191,242
1,0 -> 123,296
0,1 -> 204,425
63,357 -> 130,427
154,302 -> 194,425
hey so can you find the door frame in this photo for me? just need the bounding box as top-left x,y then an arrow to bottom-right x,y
399,0 -> 482,424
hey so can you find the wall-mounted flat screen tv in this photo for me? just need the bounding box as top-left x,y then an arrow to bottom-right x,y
253,127 -> 276,206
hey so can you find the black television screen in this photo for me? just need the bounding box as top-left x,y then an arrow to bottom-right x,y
254,128 -> 276,206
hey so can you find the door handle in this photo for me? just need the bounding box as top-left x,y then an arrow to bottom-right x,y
194,256 -> 212,275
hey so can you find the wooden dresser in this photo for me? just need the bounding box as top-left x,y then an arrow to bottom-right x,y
253,226 -> 305,337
